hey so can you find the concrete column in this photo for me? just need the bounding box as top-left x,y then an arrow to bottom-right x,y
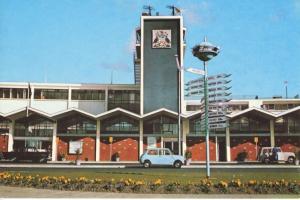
226,123 -> 231,162
139,119 -> 143,156
96,119 -> 101,161
182,119 -> 189,155
51,121 -> 57,161
67,87 -> 72,109
8,120 -> 15,152
270,119 -> 275,147
105,87 -> 109,111
215,136 -> 219,162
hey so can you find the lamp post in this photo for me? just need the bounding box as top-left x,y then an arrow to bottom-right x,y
192,37 -> 220,178
284,81 -> 288,99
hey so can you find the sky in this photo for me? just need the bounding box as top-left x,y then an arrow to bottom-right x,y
0,0 -> 299,98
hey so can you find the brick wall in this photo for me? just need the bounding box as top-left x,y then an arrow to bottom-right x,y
275,136 -> 300,153
0,135 -> 8,152
186,137 -> 216,161
230,136 -> 270,161
100,137 -> 138,161
57,137 -> 96,161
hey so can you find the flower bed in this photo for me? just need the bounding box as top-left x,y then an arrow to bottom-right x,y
0,172 -> 299,194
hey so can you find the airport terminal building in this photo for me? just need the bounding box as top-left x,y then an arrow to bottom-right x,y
0,13 -> 299,162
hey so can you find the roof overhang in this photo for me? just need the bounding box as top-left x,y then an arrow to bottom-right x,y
142,108 -> 178,120
51,108 -> 96,120
227,107 -> 276,120
4,107 -> 52,121
184,110 -> 203,119
95,108 -> 141,120
276,106 -> 300,118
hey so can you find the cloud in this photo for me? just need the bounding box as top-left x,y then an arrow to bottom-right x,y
179,1 -> 212,26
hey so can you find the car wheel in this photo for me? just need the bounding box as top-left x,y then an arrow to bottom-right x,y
143,160 -> 151,168
287,157 -> 295,164
173,160 -> 182,168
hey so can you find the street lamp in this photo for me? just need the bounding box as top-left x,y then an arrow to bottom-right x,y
284,81 -> 288,99
192,37 -> 220,178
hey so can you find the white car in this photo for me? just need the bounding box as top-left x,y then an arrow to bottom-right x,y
140,148 -> 185,168
258,147 -> 296,164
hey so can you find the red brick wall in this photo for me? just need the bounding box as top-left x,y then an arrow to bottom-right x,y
230,136 -> 270,161
100,137 -> 138,161
186,137 -> 216,161
57,137 -> 95,161
275,136 -> 300,153
0,135 -> 8,152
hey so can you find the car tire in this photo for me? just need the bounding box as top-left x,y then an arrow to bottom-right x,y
143,160 -> 151,168
173,160 -> 182,168
287,156 -> 295,164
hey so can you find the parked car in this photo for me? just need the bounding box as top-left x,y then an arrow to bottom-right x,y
0,147 -> 50,163
258,147 -> 296,164
140,148 -> 185,168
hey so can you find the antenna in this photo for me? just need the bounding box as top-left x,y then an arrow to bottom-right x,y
166,5 -> 181,16
110,70 -> 113,84
143,5 -> 154,16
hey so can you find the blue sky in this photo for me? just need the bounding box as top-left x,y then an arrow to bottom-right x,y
0,0 -> 299,98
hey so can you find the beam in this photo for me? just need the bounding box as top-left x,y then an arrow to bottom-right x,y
226,122 -> 231,162
139,119 -> 143,157
270,119 -> 275,147
96,119 -> 101,161
7,120 -> 15,152
51,121 -> 57,161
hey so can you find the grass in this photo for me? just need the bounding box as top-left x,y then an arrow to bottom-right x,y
1,167 -> 299,184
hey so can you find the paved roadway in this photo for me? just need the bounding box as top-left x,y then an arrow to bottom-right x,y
0,185 -> 299,198
0,163 -> 299,169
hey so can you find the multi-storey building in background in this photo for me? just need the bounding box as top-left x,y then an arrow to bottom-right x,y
0,12 -> 299,162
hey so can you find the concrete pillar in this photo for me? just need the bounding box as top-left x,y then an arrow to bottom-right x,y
182,119 -> 189,155
270,119 -> 275,147
67,87 -> 72,109
96,119 -> 101,161
51,121 -> 57,161
139,119 -> 143,156
215,136 -> 219,162
105,87 -> 109,111
8,120 -> 15,152
226,123 -> 231,162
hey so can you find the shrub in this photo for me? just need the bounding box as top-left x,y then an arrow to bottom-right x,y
236,151 -> 248,161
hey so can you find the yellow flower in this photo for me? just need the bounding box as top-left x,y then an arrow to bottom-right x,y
154,179 -> 162,185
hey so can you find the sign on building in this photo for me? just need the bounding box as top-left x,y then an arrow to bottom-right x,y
69,141 -> 83,154
152,30 -> 171,48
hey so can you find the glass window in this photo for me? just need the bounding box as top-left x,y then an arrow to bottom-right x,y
34,89 -> 68,100
0,88 -> 10,98
12,88 -> 27,99
71,90 -> 105,100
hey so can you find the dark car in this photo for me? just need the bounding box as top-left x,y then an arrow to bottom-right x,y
0,147 -> 49,163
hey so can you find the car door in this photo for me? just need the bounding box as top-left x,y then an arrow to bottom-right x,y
158,149 -> 174,165
146,149 -> 160,165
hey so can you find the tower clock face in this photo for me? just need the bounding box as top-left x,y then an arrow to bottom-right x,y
152,30 -> 171,48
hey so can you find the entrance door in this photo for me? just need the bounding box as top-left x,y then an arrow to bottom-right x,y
163,141 -> 179,155
218,138 -> 226,161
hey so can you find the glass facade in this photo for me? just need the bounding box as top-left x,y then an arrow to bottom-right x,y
14,116 -> 53,137
101,115 -> 139,134
108,90 -> 140,113
230,116 -> 270,133
34,89 -> 68,100
72,90 -> 105,100
57,115 -> 96,135
0,88 -> 10,98
144,115 -> 178,135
